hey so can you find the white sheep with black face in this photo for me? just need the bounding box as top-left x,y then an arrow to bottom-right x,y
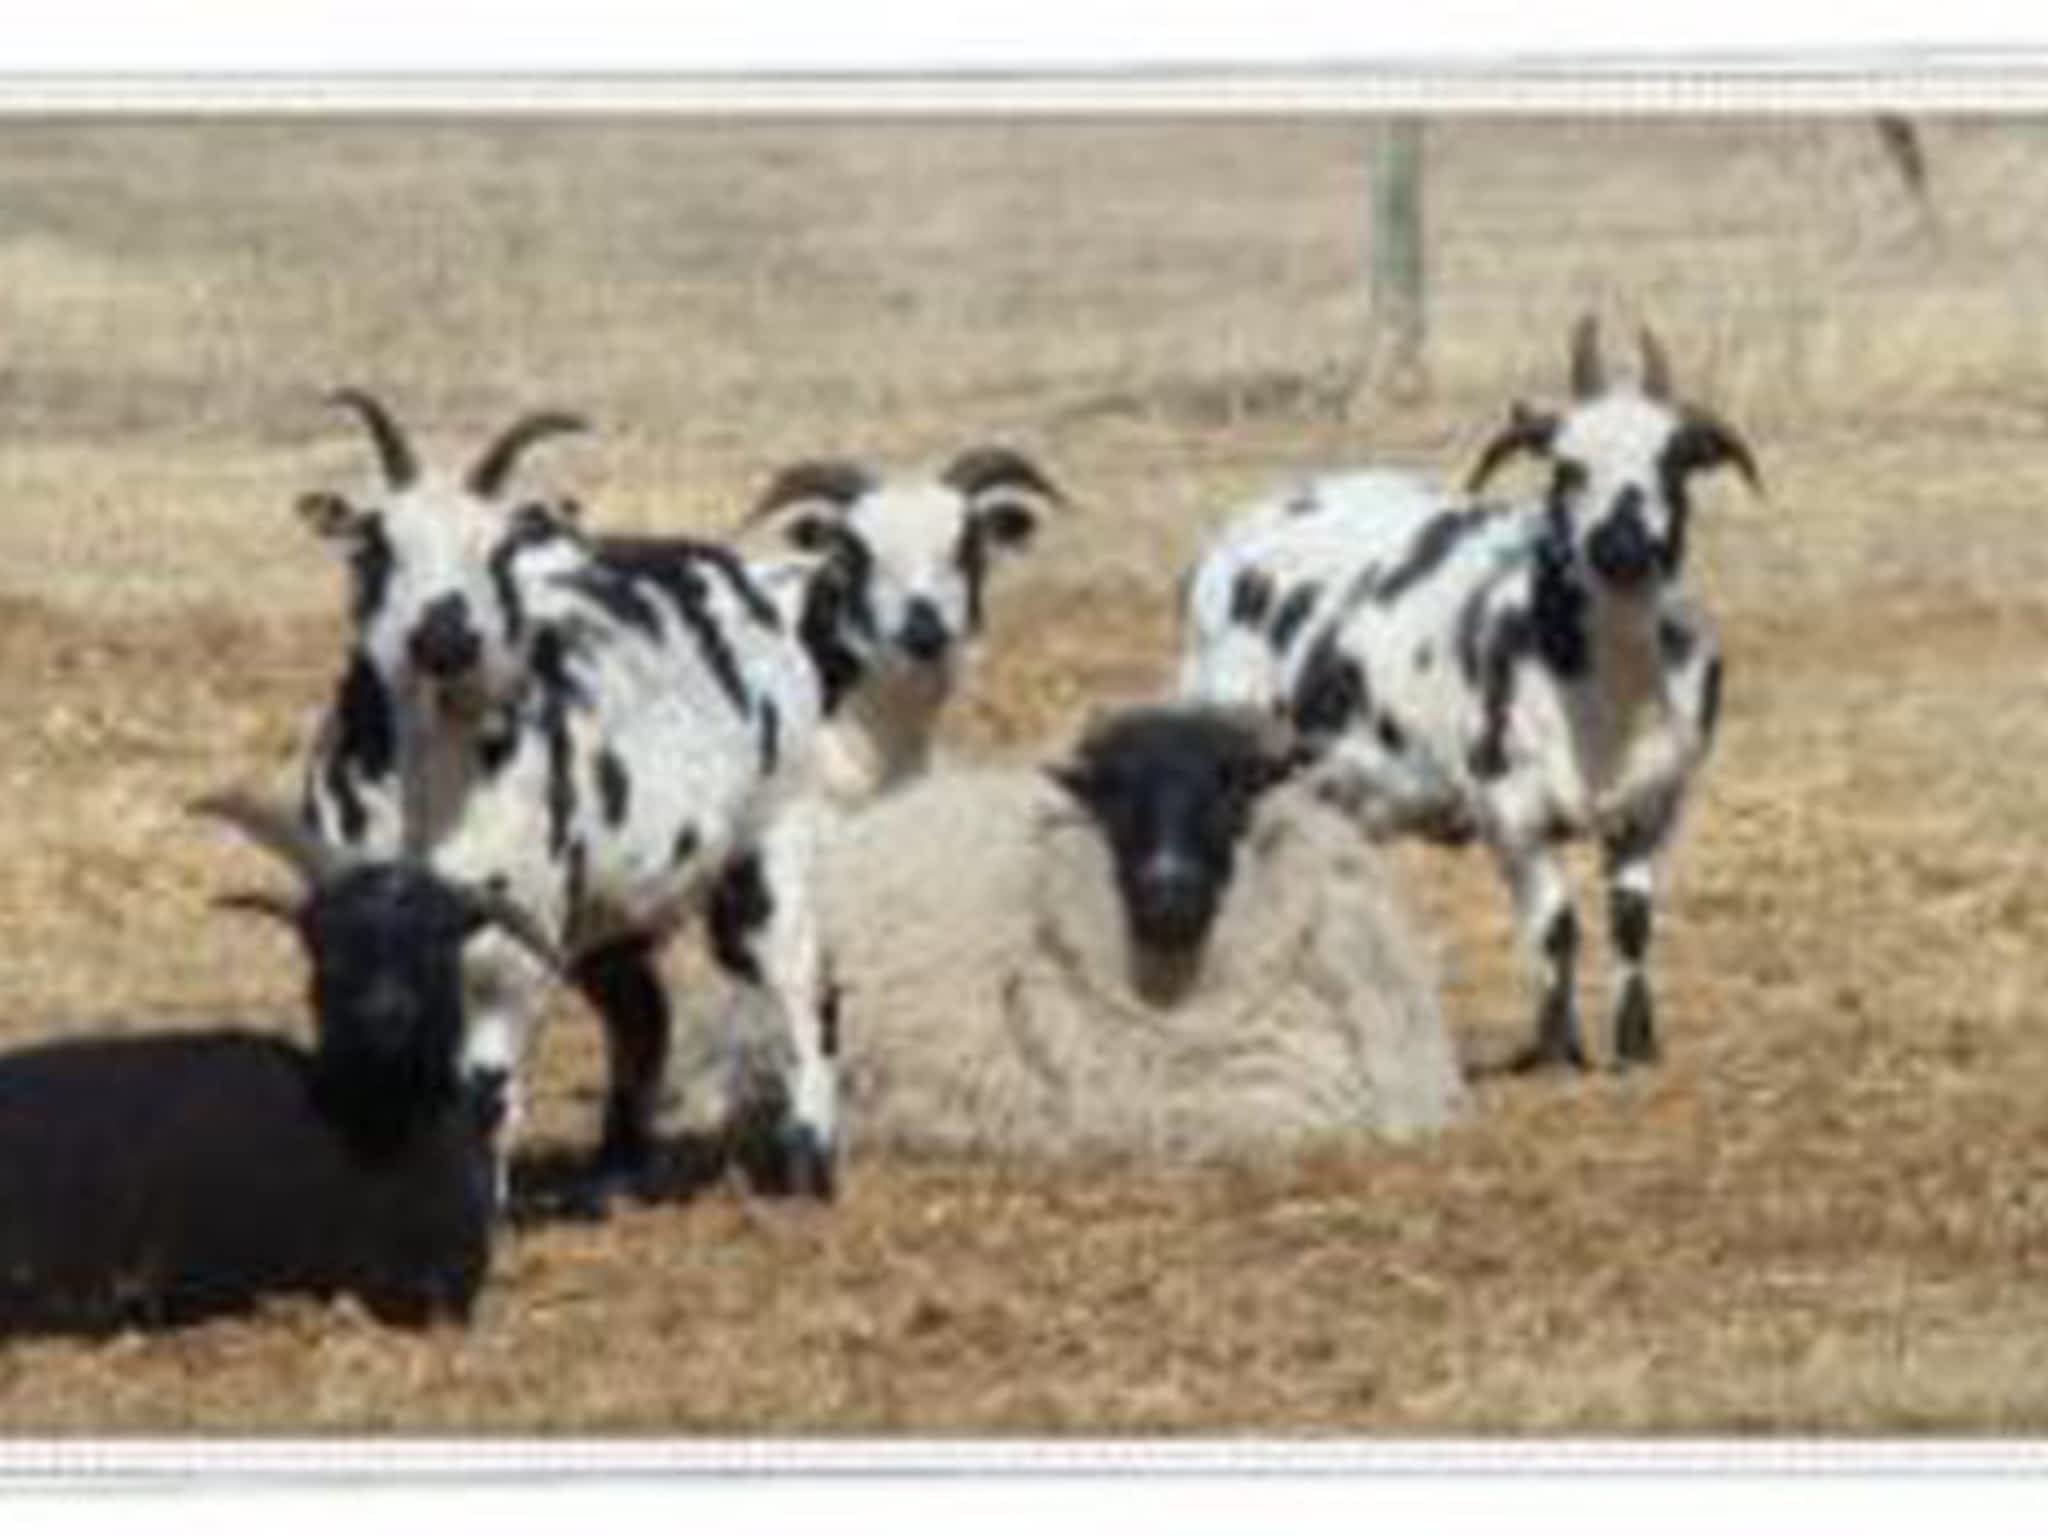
293,393 -> 839,1210
729,447 -> 1065,802
791,705 -> 1461,1163
1179,317 -> 1761,1072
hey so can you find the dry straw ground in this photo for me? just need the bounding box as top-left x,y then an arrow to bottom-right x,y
0,114 -> 2045,1432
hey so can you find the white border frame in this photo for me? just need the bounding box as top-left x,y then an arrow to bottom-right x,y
0,56 -> 2047,112
2,1436 -> 2048,1479
0,51 -> 2042,1492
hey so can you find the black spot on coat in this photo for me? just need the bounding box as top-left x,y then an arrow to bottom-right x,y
819,977 -> 842,1059
1454,583 -> 1493,686
707,854 -> 773,984
487,511 -> 569,643
531,630 -> 580,857
1529,536 -> 1590,678
324,652 -> 395,844
1658,615 -> 1697,669
559,564 -> 663,641
565,547 -> 753,716
796,543 -> 876,715
1268,582 -> 1322,655
1291,630 -> 1369,740
349,523 -> 395,628
1469,608 -> 1532,781
595,748 -> 630,828
564,837 -> 588,923
1229,568 -> 1276,627
476,721 -> 519,779
1375,506 -> 1492,606
692,542 -> 782,631
1700,656 -> 1725,746
671,824 -> 700,868
630,556 -> 751,714
607,535 -> 780,632
1654,440 -> 1696,577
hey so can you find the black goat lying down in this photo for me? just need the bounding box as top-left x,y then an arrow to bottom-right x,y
0,794 -> 558,1336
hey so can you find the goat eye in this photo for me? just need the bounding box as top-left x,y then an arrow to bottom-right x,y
1552,462 -> 1588,494
510,501 -> 557,535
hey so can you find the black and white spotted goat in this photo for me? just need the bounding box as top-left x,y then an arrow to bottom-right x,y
1180,318 -> 1760,1070
296,392 -> 837,1202
698,447 -> 1066,801
0,794 -> 554,1335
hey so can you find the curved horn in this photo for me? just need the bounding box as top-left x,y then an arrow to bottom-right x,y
740,458 -> 877,529
1465,401 -> 1560,493
1676,408 -> 1765,497
458,883 -> 564,975
1569,313 -> 1606,400
465,411 -> 591,498
941,445 -> 1068,508
328,389 -> 419,489
1640,325 -> 1674,401
212,889 -> 306,932
190,790 -> 349,889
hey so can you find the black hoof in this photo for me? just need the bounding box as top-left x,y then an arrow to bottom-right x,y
568,1140 -> 662,1221
742,1123 -> 838,1201
1613,982 -> 1658,1069
1509,1037 -> 1590,1074
560,1178 -> 616,1224
1612,1039 -> 1661,1071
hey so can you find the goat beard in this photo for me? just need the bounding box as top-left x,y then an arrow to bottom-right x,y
877,644 -> 961,694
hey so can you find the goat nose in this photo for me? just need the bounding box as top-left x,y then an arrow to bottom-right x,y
1587,500 -> 1658,587
352,976 -> 420,1052
409,595 -> 483,678
897,599 -> 951,663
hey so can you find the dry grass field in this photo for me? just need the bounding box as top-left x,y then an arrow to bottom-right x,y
0,112 -> 2046,1434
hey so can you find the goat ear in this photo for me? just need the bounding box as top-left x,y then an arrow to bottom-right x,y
1227,711 -> 1313,797
1674,409 -> 1764,497
976,499 -> 1039,551
1043,758 -> 1096,807
211,889 -> 306,935
1254,738 -> 1317,796
296,490 -> 363,540
1465,402 -> 1559,493
784,510 -> 847,554
509,498 -> 576,537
